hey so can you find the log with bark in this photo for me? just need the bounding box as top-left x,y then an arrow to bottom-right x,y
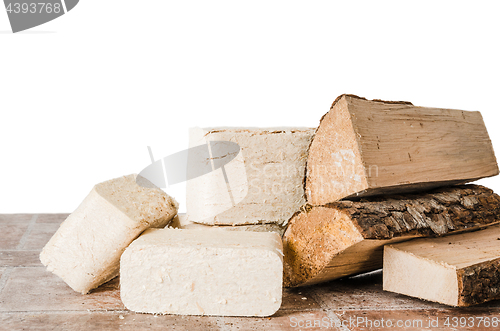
283,184 -> 500,287
384,224 -> 500,307
305,94 -> 499,204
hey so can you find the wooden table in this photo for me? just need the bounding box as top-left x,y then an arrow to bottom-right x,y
1,214 -> 499,330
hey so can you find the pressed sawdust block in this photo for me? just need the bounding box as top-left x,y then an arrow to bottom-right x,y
120,228 -> 283,316
186,127 -> 314,227
40,174 -> 178,294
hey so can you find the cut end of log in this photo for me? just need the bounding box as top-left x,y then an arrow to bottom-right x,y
305,95 -> 368,204
383,244 -> 460,306
283,206 -> 363,287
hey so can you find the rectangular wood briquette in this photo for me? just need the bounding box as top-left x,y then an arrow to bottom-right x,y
120,228 -> 283,316
40,174 -> 178,294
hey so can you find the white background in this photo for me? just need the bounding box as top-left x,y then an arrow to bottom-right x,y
1,1 -> 499,213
